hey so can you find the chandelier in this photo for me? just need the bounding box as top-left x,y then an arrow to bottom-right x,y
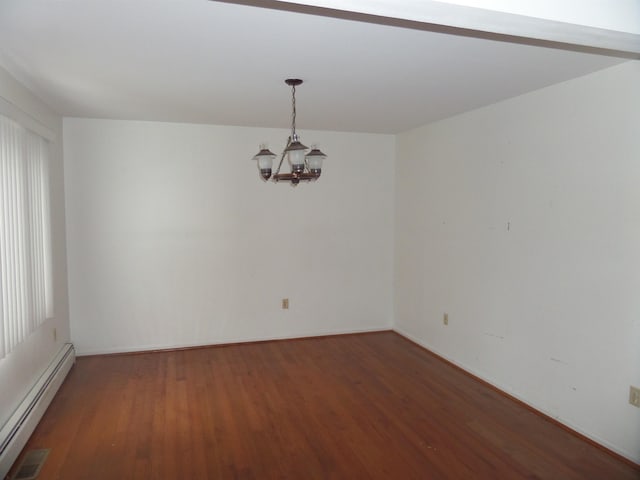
253,79 -> 327,185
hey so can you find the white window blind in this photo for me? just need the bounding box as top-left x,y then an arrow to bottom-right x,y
0,114 -> 53,359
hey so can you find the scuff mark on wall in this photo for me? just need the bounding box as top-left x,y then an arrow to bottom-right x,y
483,332 -> 505,340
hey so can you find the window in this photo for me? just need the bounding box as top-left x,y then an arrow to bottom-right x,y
0,114 -> 53,359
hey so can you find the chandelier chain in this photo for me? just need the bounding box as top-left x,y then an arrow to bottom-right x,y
291,84 -> 297,135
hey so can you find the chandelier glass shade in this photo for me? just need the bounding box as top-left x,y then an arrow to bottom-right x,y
253,79 -> 327,185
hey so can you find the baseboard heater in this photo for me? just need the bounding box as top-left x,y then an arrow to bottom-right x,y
0,343 -> 75,479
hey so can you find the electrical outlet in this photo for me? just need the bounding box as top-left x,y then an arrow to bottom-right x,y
630,386 -> 640,408
443,313 -> 448,326
282,298 -> 289,309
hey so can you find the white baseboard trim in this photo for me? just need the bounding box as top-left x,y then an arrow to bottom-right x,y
393,327 -> 639,466
74,326 -> 392,357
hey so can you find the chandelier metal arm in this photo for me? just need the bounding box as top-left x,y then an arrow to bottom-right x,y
273,136 -> 291,176
272,172 -> 319,182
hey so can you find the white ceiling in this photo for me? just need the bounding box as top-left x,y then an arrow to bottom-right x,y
0,0 -> 631,134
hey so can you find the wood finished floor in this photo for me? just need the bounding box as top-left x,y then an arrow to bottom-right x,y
13,331 -> 639,479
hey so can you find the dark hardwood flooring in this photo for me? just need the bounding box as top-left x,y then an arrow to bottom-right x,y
12,331 -> 639,479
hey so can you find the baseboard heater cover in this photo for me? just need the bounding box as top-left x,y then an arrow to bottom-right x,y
0,343 -> 75,479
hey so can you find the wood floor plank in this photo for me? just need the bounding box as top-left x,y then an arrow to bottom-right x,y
12,331 -> 639,479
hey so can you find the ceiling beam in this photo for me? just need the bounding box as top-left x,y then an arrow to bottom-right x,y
265,0 -> 640,57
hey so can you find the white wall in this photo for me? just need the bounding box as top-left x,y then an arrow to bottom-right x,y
394,60 -> 640,463
64,119 -> 395,355
0,67 -> 70,428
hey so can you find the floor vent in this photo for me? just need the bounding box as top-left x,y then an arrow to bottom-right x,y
11,449 -> 49,480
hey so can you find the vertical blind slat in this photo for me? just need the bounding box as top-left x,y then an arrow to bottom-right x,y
0,114 -> 53,359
